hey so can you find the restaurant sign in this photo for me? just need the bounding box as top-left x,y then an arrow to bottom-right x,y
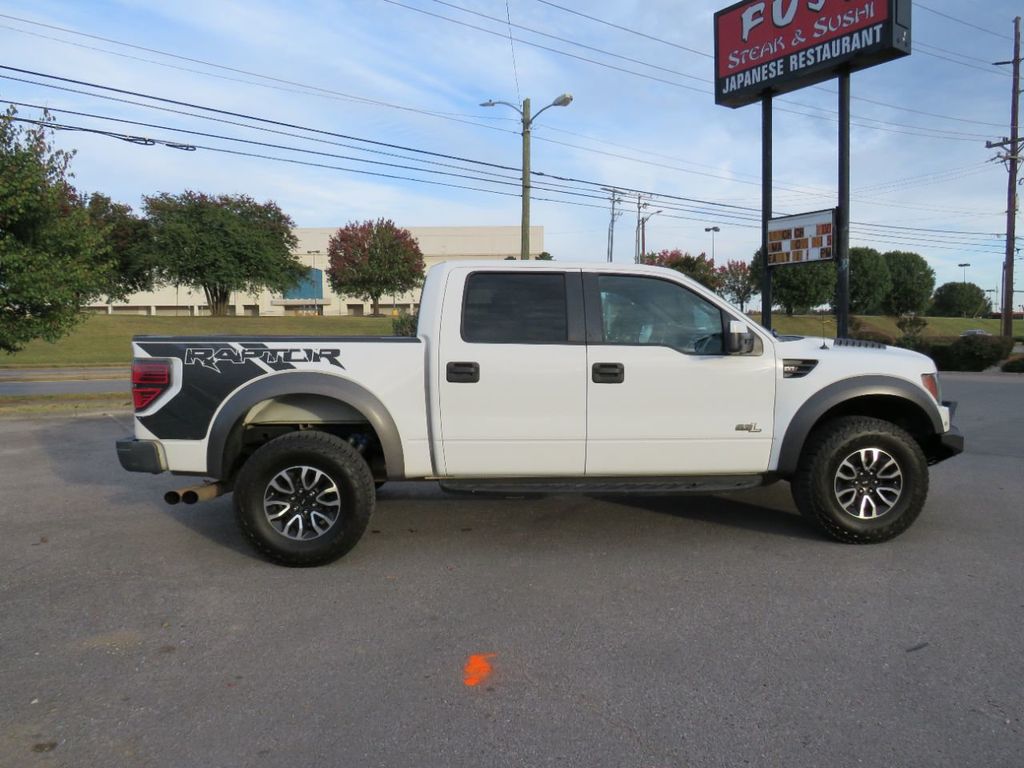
714,0 -> 912,108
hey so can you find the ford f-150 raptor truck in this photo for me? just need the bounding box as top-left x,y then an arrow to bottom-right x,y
116,261 -> 963,566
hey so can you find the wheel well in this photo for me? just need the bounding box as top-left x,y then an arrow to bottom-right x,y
808,394 -> 936,449
221,394 -> 388,482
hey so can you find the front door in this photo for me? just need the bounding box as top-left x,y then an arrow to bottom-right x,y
585,272 -> 776,476
438,269 -> 587,477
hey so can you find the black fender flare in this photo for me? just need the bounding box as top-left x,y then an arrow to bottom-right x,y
776,375 -> 943,476
205,371 -> 405,480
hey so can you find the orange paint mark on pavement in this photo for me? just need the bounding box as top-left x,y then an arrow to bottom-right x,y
463,653 -> 496,687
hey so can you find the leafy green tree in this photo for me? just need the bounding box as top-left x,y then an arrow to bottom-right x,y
882,251 -> 935,316
1,108 -> 112,353
86,193 -> 155,300
326,219 -> 425,316
931,282 -> 989,318
144,191 -> 302,316
536,251 -> 553,261
642,249 -> 720,290
847,247 -> 891,314
716,259 -> 755,312
750,250 -> 835,316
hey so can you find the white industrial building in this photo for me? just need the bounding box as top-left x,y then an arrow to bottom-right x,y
88,225 -> 544,316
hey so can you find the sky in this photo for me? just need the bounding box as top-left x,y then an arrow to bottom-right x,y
0,0 -> 1020,307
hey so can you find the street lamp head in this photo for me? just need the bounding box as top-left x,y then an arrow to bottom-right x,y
480,100 -> 497,107
705,226 -> 721,233
552,93 -> 573,107
958,262 -> 971,268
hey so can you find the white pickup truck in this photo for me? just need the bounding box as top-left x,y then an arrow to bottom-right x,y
116,261 -> 962,565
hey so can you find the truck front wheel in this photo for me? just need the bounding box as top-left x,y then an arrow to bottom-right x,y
792,416 -> 929,544
234,431 -> 375,566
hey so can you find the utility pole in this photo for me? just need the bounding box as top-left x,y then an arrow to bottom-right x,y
605,189 -> 624,263
634,194 -> 644,263
988,16 -> 1021,339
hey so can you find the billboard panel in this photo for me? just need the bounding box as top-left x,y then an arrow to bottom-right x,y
767,209 -> 836,266
714,0 -> 912,108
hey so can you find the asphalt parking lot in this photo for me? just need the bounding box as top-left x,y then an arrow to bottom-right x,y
1,374 -> 1021,767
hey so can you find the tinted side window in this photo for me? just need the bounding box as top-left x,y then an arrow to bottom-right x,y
597,275 -> 724,355
463,273 -> 568,344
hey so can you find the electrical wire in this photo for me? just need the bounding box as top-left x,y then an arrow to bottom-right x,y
915,3 -> 1011,41
534,0 -> 712,58
3,78 -> 1008,243
430,0 -> 708,82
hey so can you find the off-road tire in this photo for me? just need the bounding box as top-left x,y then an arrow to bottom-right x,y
234,431 -> 375,566
792,416 -> 929,544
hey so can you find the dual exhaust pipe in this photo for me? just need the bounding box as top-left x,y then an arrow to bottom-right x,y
164,482 -> 228,506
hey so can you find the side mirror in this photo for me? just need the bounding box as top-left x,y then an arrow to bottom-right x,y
726,320 -> 755,355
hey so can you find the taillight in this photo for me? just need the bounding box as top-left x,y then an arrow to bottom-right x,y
921,373 -> 940,402
132,359 -> 172,410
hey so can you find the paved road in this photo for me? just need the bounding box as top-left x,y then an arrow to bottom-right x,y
0,375 -> 1020,767
0,367 -> 128,380
0,379 -> 130,396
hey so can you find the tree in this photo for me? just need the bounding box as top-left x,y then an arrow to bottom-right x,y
86,193 -> 155,301
326,219 -> 425,316
536,251 -> 553,260
642,249 -> 720,290
750,250 -> 835,316
931,282 -> 989,318
1,108 -> 113,353
145,191 -> 302,316
883,251 -> 935,316
846,247 -> 891,315
716,259 -> 756,312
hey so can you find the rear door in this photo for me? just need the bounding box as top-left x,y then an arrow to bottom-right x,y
437,268 -> 587,476
584,271 -> 776,476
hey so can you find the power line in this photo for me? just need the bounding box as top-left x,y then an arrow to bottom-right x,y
3,72 -> 1007,242
503,0 -> 522,103
533,1 -> 1008,126
1,10 -> 1006,147
378,0 -> 709,93
0,65 -> 526,171
0,22 -> 522,140
430,0 -> 707,82
916,41 -> 1010,66
0,13 -> 517,124
916,3 -> 1011,41
916,48 -> 1012,78
534,0 -> 712,58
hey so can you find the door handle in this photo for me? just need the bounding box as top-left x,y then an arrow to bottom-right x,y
446,361 -> 480,383
592,362 -> 624,384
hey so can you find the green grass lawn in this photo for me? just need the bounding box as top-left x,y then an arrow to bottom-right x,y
1,313 -> 1020,368
0,315 -> 394,367
757,315 -> 1022,340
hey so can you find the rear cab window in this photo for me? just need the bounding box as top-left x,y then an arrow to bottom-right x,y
462,272 -> 568,344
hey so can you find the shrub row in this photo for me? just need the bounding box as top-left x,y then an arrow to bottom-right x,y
895,335 -> 1015,372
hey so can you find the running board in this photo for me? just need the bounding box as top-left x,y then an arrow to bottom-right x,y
439,475 -> 769,496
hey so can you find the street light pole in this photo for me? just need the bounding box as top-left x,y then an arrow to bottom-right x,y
641,210 -> 661,259
958,262 -> 971,284
705,226 -> 721,262
481,93 -> 573,259
521,98 -> 531,262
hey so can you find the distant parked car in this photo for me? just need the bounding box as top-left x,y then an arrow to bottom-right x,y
960,329 -> 991,337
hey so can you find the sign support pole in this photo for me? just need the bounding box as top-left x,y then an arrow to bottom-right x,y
761,93 -> 773,331
836,69 -> 851,339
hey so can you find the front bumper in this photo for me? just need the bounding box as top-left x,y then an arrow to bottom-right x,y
116,437 -> 166,474
926,400 -> 964,465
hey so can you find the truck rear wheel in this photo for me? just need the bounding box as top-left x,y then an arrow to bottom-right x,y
234,431 -> 375,566
792,416 -> 929,544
